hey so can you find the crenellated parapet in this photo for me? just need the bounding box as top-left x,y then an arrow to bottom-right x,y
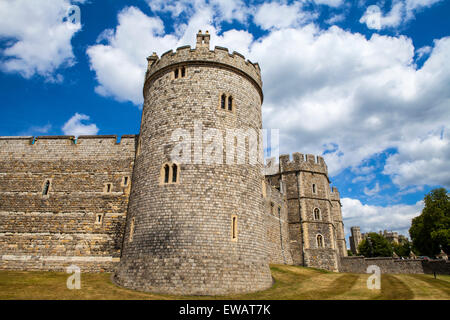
263,153 -> 329,177
0,135 -> 137,160
144,31 -> 263,102
330,186 -> 341,201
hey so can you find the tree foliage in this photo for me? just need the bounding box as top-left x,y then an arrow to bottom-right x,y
358,232 -> 393,257
409,188 -> 450,256
392,241 -> 411,257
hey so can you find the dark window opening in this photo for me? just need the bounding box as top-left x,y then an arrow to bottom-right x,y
172,164 -> 178,183
181,67 -> 186,78
123,176 -> 128,186
317,235 -> 324,248
228,96 -> 233,111
42,180 -> 50,196
221,94 -> 226,109
106,184 -> 112,193
164,165 -> 170,183
314,208 -> 320,220
174,69 -> 179,79
232,216 -> 237,240
312,184 -> 316,194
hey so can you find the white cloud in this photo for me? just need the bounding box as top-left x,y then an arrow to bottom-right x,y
360,3 -> 404,30
360,0 -> 444,30
363,182 -> 381,196
325,13 -> 347,25
86,7 -> 179,105
383,128 -> 450,188
86,4 -> 450,192
313,0 -> 344,7
253,2 -> 317,30
0,0 -> 81,80
145,0 -> 249,23
342,197 -> 424,236
62,113 -> 99,137
19,123 -> 52,136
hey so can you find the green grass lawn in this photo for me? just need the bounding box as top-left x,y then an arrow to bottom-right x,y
0,265 -> 449,300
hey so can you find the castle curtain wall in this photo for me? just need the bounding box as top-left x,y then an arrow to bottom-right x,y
0,135 -> 136,272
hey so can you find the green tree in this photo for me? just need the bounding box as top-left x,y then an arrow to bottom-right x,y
409,188 -> 450,256
347,250 -> 354,256
392,241 -> 411,257
358,233 -> 393,257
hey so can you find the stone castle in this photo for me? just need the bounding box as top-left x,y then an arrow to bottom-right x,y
0,32 -> 347,295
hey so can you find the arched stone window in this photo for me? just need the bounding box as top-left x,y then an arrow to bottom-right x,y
172,163 -> 178,183
221,94 -> 226,109
228,96 -> 233,111
173,66 -> 186,79
314,208 -> 321,220
317,234 -> 324,248
164,164 -> 170,183
160,162 -> 180,185
219,93 -> 234,112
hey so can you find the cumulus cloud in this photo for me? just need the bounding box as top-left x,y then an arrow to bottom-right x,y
360,3 -> 404,30
86,4 -> 450,193
0,0 -> 82,80
342,198 -> 424,236
62,113 -> 99,137
253,2 -> 317,30
360,0 -> 444,30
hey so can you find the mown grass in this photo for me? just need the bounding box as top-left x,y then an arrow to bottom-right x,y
0,265 -> 448,300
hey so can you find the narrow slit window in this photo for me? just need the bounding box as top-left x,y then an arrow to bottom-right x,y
106,183 -> 112,193
95,214 -> 103,224
129,218 -> 135,242
317,235 -> 324,248
228,96 -> 233,111
312,184 -> 316,194
174,68 -> 179,79
164,165 -> 170,183
172,164 -> 178,183
231,215 -> 238,241
123,176 -> 129,186
221,94 -> 226,109
181,67 -> 186,78
42,180 -> 50,196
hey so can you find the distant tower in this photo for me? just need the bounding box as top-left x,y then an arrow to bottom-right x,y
349,226 -> 362,255
114,31 -> 272,295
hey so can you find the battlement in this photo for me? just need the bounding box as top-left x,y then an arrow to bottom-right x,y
281,153 -> 328,174
330,186 -> 340,201
144,31 -> 262,100
263,153 -> 329,176
0,135 -> 137,160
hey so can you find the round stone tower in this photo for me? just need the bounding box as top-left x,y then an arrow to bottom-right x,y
114,31 -> 273,295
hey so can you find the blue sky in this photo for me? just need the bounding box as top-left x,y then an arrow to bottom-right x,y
1,0 -> 449,242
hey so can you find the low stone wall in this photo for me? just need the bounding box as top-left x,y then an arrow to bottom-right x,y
0,255 -> 119,272
340,256 -> 450,275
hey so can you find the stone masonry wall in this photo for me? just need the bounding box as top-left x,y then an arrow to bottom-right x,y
0,135 -> 136,272
115,34 -> 273,295
264,181 -> 293,265
340,256 -> 450,275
